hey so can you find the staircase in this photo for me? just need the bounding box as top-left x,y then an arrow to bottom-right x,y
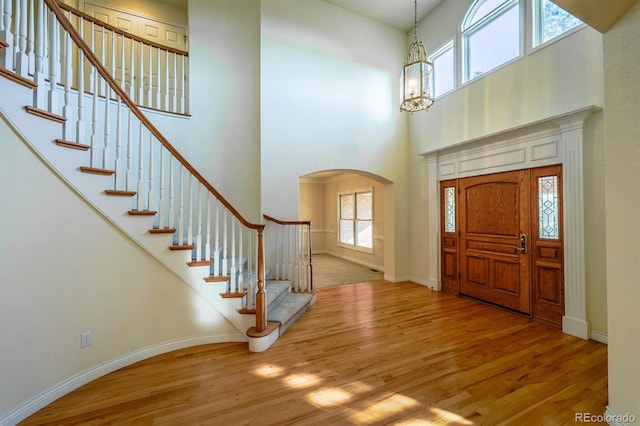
0,0 -> 314,353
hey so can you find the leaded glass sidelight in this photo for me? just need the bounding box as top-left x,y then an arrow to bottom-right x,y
538,176 -> 559,239
445,187 -> 456,232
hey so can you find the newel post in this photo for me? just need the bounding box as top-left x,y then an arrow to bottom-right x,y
255,225 -> 266,332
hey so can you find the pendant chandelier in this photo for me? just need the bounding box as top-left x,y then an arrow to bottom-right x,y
400,0 -> 434,113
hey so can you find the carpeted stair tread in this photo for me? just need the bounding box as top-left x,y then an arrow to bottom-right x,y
266,280 -> 291,312
268,292 -> 314,332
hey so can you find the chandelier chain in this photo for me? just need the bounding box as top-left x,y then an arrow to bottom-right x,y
414,0 -> 418,41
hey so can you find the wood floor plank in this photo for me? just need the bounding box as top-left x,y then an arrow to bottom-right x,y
19,280 -> 607,425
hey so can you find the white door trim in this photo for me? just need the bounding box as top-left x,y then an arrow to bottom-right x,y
421,106 -> 600,340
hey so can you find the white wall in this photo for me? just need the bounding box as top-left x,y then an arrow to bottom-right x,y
260,0 -> 410,280
148,0 -> 262,223
0,118 -> 239,423
604,1 -> 640,418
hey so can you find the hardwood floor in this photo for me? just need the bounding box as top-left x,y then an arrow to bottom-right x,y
20,281 -> 608,425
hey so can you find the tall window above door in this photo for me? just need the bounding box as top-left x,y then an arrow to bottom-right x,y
339,190 -> 373,250
461,0 -> 521,83
532,0 -> 583,48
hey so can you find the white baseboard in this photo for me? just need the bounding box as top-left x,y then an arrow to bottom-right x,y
590,331 -> 608,344
0,334 -> 246,426
562,315 -> 590,340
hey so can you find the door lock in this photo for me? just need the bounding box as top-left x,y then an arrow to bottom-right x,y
519,233 -> 527,254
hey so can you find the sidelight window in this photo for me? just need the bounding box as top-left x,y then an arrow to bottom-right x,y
444,186 -> 456,232
538,175 -> 559,239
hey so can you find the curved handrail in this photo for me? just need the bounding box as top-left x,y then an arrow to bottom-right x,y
56,1 -> 189,57
44,0 -> 262,232
263,214 -> 311,226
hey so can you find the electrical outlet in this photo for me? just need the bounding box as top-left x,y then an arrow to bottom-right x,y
80,331 -> 92,348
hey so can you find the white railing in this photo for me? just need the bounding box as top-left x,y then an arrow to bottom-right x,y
0,0 -> 189,115
0,0 -> 267,331
264,215 -> 313,293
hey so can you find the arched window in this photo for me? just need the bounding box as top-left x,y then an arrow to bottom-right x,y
461,0 -> 521,82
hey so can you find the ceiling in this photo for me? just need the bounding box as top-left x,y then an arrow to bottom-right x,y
324,0 -> 444,31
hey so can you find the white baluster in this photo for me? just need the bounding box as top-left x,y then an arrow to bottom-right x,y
230,219 -> 237,292
205,193 -> 211,262
119,34 -> 126,93
26,0 -> 34,75
168,155 -> 175,230
196,182 -> 202,261
129,37 -> 135,100
114,95 -> 122,189
177,53 -> 184,114
213,200 -> 220,276
138,41 -> 144,106
163,49 -> 169,111
76,39 -> 86,145
222,210 -> 228,276
238,224 -> 244,292
62,28 -> 72,139
88,21 -> 94,94
288,225 -> 293,281
158,149 -> 165,228
47,9 -> 59,114
187,174 -> 193,245
32,0 -> 45,109
183,56 -> 189,114
103,79 -> 110,171
15,0 -> 28,76
90,69 -> 98,166
125,109 -> 133,190
147,132 -> 153,212
136,126 -> 144,211
247,229 -> 254,307
171,51 -> 176,112
178,164 -> 184,244
100,26 -> 106,98
155,47 -> 161,109
147,43 -> 153,107
0,0 -> 15,70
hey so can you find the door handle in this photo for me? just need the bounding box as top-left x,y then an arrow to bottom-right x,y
514,234 -> 527,254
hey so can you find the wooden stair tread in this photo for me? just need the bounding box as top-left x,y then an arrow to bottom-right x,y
105,189 -> 136,196
149,228 -> 176,234
187,260 -> 213,267
128,210 -> 157,216
80,166 -> 115,176
169,244 -> 195,250
25,106 -> 66,123
0,67 -> 36,88
221,290 -> 247,299
0,41 -> 8,48
204,275 -> 230,283
55,139 -> 90,151
238,308 -> 256,315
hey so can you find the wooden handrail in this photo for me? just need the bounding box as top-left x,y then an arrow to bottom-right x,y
263,214 -> 311,226
56,1 -> 189,57
44,0 -> 261,232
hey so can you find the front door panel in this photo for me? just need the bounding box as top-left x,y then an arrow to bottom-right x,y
459,170 -> 531,314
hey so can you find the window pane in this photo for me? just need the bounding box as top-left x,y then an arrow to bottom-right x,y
340,219 -> 354,244
340,194 -> 354,219
538,176 -> 559,239
356,192 -> 372,220
430,43 -> 455,98
356,220 -> 373,248
444,187 -> 456,232
467,4 -> 519,80
466,0 -> 510,27
539,0 -> 582,45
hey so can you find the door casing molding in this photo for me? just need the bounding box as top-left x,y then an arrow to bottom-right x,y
421,106 -> 600,340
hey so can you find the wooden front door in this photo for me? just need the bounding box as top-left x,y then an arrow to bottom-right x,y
440,165 -> 564,326
459,170 -> 531,314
